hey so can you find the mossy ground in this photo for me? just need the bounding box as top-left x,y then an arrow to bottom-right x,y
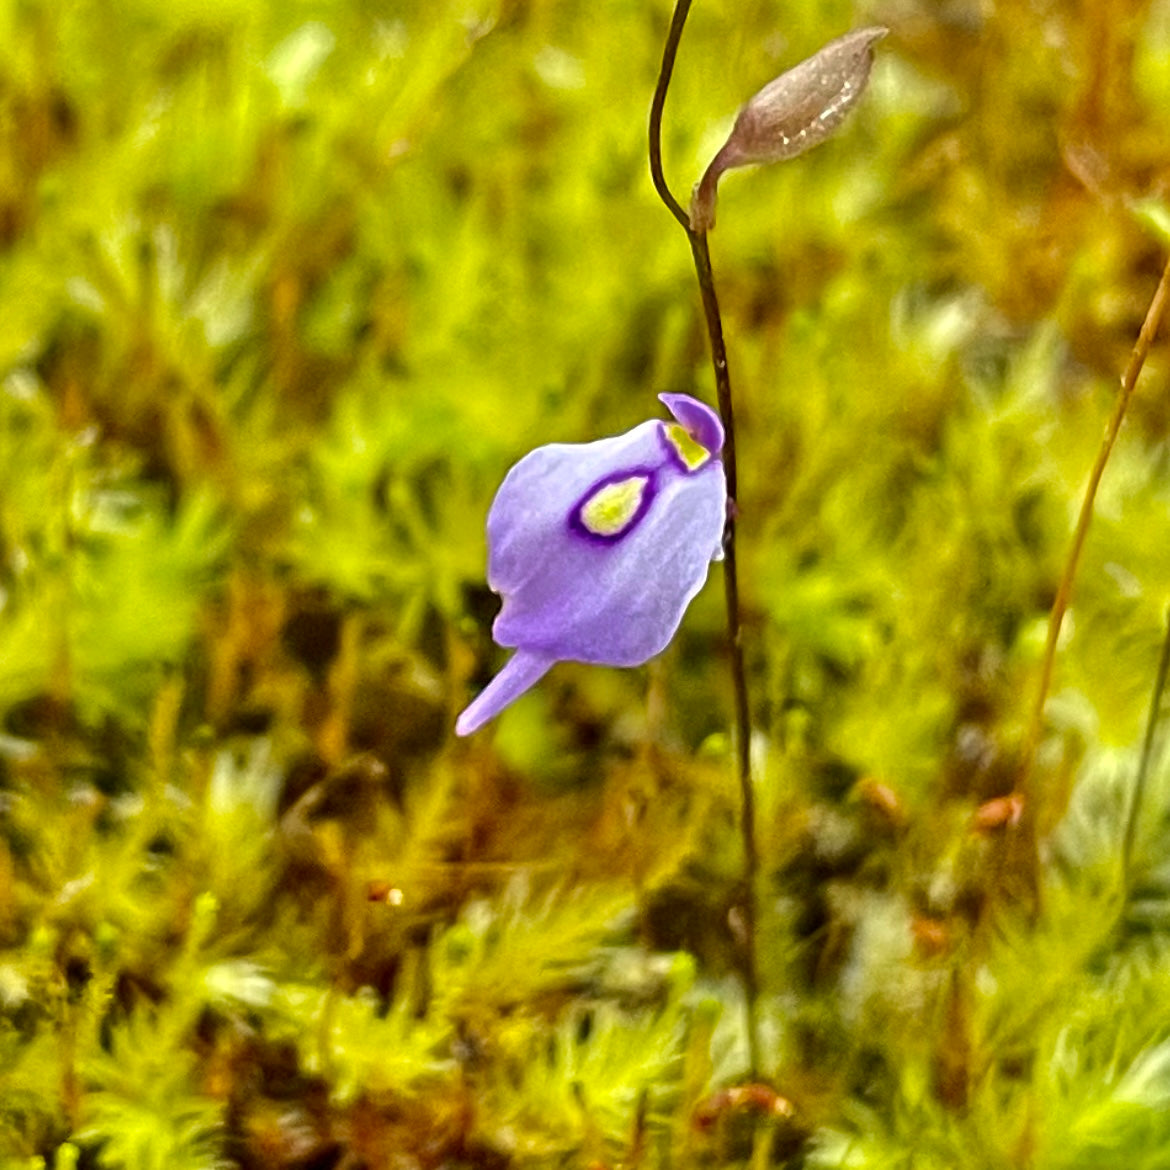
3,1 -> 1170,1167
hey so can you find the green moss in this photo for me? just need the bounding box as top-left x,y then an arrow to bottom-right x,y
3,0 -> 1170,1165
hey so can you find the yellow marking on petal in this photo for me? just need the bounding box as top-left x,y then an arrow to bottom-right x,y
580,475 -> 650,536
665,423 -> 712,470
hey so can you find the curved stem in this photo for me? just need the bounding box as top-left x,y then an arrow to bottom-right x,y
1016,252 -> 1170,798
648,0 -> 693,231
649,0 -> 760,1078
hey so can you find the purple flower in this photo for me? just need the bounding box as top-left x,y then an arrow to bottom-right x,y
455,393 -> 727,736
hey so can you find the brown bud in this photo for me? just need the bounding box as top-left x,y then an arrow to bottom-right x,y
854,775 -> 906,827
911,915 -> 951,958
971,792 -> 1024,833
690,26 -> 887,232
693,1084 -> 794,1131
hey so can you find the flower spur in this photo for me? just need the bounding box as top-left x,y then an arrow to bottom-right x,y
456,393 -> 726,736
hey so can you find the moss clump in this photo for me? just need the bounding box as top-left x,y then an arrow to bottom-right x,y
2,0 -> 1170,1166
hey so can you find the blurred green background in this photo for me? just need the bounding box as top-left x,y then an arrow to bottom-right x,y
4,0 -> 1170,1165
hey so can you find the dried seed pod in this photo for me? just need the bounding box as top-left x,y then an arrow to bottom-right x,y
690,25 -> 887,232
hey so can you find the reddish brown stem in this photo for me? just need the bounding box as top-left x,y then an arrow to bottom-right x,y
1016,252 -> 1170,796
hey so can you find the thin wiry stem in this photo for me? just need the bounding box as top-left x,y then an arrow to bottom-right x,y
1016,252 -> 1170,798
1123,605 -> 1170,891
649,0 -> 760,1079
648,0 -> 693,232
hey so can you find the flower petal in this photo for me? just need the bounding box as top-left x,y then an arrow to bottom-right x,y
486,419 -> 665,599
492,460 -> 725,665
458,394 -> 730,734
454,648 -> 556,736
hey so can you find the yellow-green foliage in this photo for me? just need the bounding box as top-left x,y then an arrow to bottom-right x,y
3,0 -> 1170,1166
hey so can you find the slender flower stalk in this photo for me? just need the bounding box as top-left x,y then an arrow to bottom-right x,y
649,0 -> 760,1078
650,8 -> 885,1079
1015,252 -> 1170,800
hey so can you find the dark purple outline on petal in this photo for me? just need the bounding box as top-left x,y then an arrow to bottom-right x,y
567,466 -> 660,545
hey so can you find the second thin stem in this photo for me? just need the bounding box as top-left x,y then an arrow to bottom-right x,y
1016,253 -> 1170,799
